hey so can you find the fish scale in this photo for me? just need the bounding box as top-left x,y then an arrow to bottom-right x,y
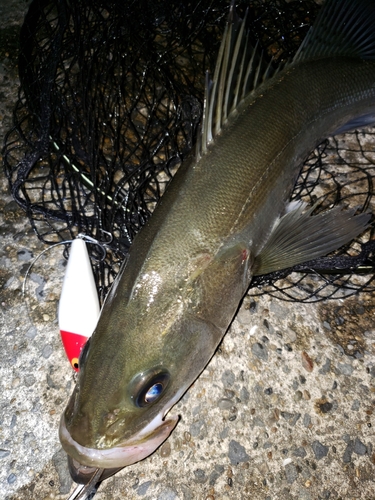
142,59 -> 375,263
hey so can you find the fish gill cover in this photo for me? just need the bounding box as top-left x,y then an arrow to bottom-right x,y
2,0 -> 375,302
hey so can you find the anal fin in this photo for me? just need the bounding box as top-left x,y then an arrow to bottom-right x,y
333,112 -> 375,135
253,204 -> 371,276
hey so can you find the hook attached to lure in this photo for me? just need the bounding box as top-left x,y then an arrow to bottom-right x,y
58,236 -> 101,371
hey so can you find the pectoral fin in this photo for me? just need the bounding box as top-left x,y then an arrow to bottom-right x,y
253,204 -> 371,276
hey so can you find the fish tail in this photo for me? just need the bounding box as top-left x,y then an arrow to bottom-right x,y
294,0 -> 375,63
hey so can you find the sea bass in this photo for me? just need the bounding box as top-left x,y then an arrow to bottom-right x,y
60,0 -> 375,484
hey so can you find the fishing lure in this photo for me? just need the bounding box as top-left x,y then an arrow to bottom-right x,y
58,237 -> 100,371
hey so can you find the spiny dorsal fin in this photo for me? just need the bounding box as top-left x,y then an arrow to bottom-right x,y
293,0 -> 375,64
198,4 -> 278,159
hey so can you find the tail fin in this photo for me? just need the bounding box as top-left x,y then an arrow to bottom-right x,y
294,0 -> 375,63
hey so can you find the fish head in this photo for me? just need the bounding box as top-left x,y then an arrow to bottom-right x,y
59,257 -> 222,483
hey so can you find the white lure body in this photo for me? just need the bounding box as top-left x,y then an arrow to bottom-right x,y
58,238 -> 100,370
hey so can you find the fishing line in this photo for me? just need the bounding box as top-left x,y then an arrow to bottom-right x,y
21,240 -> 73,328
22,233 -> 111,326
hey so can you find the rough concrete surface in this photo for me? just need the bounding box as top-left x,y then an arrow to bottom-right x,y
0,1 -> 375,500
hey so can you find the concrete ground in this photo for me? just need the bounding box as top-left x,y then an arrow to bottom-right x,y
0,1 -> 374,499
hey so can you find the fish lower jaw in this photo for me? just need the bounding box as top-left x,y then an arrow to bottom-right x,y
59,413 -> 179,469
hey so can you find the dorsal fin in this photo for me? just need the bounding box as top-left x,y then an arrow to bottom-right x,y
293,0 -> 375,63
197,4 -> 278,159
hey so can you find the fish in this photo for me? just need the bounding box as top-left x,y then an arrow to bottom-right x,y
59,0 -> 375,486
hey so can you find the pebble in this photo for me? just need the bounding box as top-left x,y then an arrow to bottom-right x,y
0,450 -> 10,459
319,358 -> 331,375
284,462 -> 299,484
303,390 -> 311,400
25,326 -> 37,339
240,386 -> 249,402
311,440 -> 329,460
220,427 -> 229,439
7,473 -> 16,484
221,370 -> 235,387
353,437 -> 367,456
251,342 -> 268,361
42,344 -> 53,359
285,329 -> 297,342
293,447 -> 307,458
298,487 -> 312,500
228,440 -> 250,465
301,351 -> 314,372
253,417 -> 265,427
268,408 -> 279,425
342,433 -> 351,443
337,363 -> 354,376
236,307 -> 252,325
4,277 -> 16,289
180,484 -> 193,500
224,389 -> 235,399
291,413 -> 301,426
193,469 -> 207,484
209,465 -> 224,486
35,284 -> 45,301
294,390 -> 302,402
10,415 -> 17,428
24,375 -> 36,387
17,249 -> 33,261
319,401 -> 333,414
46,374 -> 58,389
132,478 -> 140,489
183,431 -> 191,442
218,398 -> 233,410
249,325 -> 258,336
137,481 -> 152,496
190,419 -> 206,438
280,411 -> 299,426
30,272 -> 45,285
343,440 -> 354,463
52,448 -> 71,494
157,488 -> 178,500
159,441 -> 171,458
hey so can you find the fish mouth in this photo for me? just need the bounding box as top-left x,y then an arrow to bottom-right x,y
67,458 -> 123,485
59,412 -> 179,475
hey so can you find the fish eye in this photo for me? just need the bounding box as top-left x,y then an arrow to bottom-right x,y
130,367 -> 170,408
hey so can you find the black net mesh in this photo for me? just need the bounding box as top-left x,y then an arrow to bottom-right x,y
3,0 -> 375,303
